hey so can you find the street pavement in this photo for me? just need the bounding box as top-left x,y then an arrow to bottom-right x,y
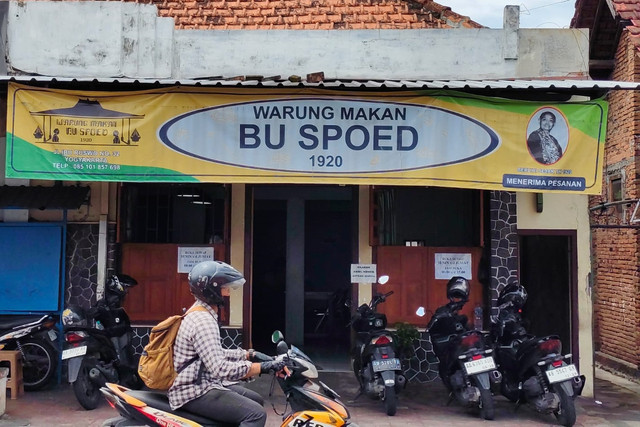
1,368 -> 640,426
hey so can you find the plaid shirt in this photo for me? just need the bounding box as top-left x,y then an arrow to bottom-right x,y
167,300 -> 252,409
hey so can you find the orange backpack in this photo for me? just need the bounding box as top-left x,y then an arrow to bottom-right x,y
137,305 -> 207,390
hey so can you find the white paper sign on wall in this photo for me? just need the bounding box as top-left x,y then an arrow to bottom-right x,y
350,264 -> 377,283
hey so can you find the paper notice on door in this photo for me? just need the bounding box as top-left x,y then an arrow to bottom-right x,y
434,253 -> 472,280
178,246 -> 214,273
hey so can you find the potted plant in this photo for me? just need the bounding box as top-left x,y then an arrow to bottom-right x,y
393,322 -> 420,363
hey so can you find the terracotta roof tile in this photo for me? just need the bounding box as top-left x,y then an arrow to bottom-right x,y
619,11 -> 637,20
612,0 -> 640,18
118,0 -> 482,30
608,1 -> 640,52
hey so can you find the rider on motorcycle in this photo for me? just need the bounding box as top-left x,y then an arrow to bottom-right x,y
168,261 -> 285,427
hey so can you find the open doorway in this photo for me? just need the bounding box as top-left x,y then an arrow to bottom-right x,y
519,232 -> 577,362
303,199 -> 352,368
251,185 -> 354,370
251,199 -> 287,352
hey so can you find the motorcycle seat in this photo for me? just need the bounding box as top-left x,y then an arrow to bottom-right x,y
0,314 -> 49,331
356,329 -> 388,341
431,333 -> 458,344
515,334 -> 551,359
127,390 -> 235,426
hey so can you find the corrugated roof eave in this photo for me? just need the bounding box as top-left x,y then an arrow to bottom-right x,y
1,75 -> 638,91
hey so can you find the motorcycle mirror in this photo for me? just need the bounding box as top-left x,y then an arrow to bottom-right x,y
416,307 -> 426,317
377,275 -> 389,285
271,330 -> 284,343
276,340 -> 289,355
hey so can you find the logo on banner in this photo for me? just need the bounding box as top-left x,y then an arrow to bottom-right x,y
31,99 -> 144,146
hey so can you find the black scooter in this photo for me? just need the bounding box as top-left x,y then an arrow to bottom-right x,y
0,313 -> 59,390
350,275 -> 405,416
421,299 -> 500,420
62,274 -> 142,410
490,296 -> 584,426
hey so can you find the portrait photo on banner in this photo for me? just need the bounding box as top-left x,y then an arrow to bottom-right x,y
525,107 -> 569,165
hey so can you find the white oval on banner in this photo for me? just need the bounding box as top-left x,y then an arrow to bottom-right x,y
158,98 -> 500,173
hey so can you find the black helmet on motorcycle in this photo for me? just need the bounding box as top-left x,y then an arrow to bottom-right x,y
106,274 -> 137,297
446,276 -> 470,302
105,274 -> 138,307
188,261 -> 246,306
497,283 -> 528,309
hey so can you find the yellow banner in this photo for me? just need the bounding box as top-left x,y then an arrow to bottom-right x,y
6,83 -> 607,193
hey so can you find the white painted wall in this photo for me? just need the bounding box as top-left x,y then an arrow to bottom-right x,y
5,1 -> 589,80
517,192 -> 594,397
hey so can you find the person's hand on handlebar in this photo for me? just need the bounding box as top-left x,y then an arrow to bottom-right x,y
247,349 -> 273,362
260,358 -> 287,374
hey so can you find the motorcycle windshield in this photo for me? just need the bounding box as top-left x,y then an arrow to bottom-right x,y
290,345 -> 314,364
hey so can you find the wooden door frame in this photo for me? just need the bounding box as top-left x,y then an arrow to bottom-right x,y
242,185 -> 358,349
517,229 -> 579,366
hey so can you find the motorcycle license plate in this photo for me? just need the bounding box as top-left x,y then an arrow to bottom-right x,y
62,345 -> 87,360
463,356 -> 496,375
372,358 -> 401,372
546,364 -> 579,383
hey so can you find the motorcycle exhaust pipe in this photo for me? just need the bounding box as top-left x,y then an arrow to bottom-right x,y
395,374 -> 406,389
89,368 -> 107,387
573,375 -> 586,396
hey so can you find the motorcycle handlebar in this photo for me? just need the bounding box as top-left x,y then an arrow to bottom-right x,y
372,291 -> 394,305
426,302 -> 465,331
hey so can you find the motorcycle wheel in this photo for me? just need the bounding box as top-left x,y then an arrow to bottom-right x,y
479,388 -> 495,420
554,387 -> 576,427
19,338 -> 58,391
384,385 -> 397,416
72,359 -> 102,410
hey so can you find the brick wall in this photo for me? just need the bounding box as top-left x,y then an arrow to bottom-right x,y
590,30 -> 640,375
592,228 -> 638,363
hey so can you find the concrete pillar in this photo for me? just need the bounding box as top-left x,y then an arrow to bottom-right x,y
503,5 -> 519,60
229,184 -> 245,327
286,198 -> 305,346
96,182 -> 109,300
358,186 -> 373,306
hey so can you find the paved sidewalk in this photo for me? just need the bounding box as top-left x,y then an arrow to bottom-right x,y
1,368 -> 639,426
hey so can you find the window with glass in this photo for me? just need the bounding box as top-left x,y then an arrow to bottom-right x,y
121,184 -> 227,244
